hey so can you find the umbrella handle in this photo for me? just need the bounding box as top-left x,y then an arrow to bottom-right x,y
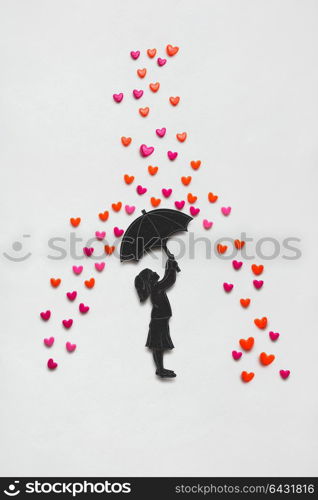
163,244 -> 181,273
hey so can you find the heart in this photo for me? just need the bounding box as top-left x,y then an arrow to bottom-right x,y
191,160 -> 201,170
157,57 -> 167,66
113,93 -> 123,103
253,280 -> 264,290
73,265 -> 83,275
166,44 -> 179,56
66,342 -> 76,353
252,264 -> 264,275
280,369 -> 290,380
125,205 -> 136,215
124,174 -> 134,184
187,193 -> 197,204
139,107 -> 149,117
84,278 -> 95,289
162,188 -> 172,198
176,132 -> 187,142
95,262 -> 105,272
234,240 -> 245,250
156,127 -> 166,138
269,331 -> 280,341
62,319 -> 73,329
44,337 -> 54,347
130,50 -> 140,60
175,200 -> 185,210
70,217 -> 81,227
137,185 -> 147,195
147,48 -> 157,58
203,219 -> 213,230
133,89 -> 143,99
151,197 -> 161,207
254,317 -> 268,329
190,206 -> 200,216
149,82 -> 160,92
168,151 -> 178,161
105,245 -> 115,255
169,96 -> 180,106
50,278 -> 61,288
239,337 -> 254,351
223,282 -> 233,293
121,136 -> 132,147
232,260 -> 243,270
260,352 -> 275,366
99,210 -> 109,221
95,231 -> 106,240
208,192 -> 218,203
232,350 -> 242,360
47,358 -> 58,370
217,244 -> 227,254
40,310 -> 51,321
114,227 -> 124,237
137,68 -> 146,78
140,144 -> 154,157
221,206 -> 231,216
112,202 -> 122,212
66,291 -> 77,301
241,371 -> 254,383
181,176 -> 191,186
240,298 -> 251,308
79,303 -> 89,314
148,165 -> 158,175
83,247 -> 94,257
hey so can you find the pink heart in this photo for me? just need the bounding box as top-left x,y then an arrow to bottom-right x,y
130,50 -> 140,60
73,265 -> 83,275
113,93 -> 123,103
114,227 -> 124,237
167,150 -> 178,161
279,369 -> 290,380
156,127 -> 166,138
133,89 -> 143,99
125,205 -> 136,215
66,342 -> 76,353
95,231 -> 106,240
232,260 -> 243,270
232,350 -> 242,361
162,188 -> 172,198
62,319 -> 73,329
157,57 -> 167,66
203,219 -> 213,230
253,280 -> 264,290
137,185 -> 147,195
190,206 -> 200,216
221,206 -> 231,216
44,337 -> 54,347
269,331 -> 280,341
66,291 -> 77,301
223,282 -> 233,293
47,358 -> 58,370
40,310 -> 51,321
140,144 -> 154,157
175,200 -> 185,210
79,303 -> 89,314
83,247 -> 94,257
95,262 -> 105,272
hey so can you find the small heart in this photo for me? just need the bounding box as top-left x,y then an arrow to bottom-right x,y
176,132 -> 187,142
62,319 -> 73,329
157,57 -> 166,66
279,369 -> 290,380
125,205 -> 136,215
253,280 -> 264,290
217,244 -> 227,254
83,247 -> 94,257
124,174 -> 134,184
72,265 -> 83,275
47,358 -> 58,370
112,202 -> 122,212
239,337 -> 254,351
50,278 -> 61,288
105,245 -> 115,255
169,96 -> 180,106
156,127 -> 166,138
99,210 -> 109,221
79,303 -> 89,314
269,331 -> 280,341
147,48 -> 157,58
66,291 -> 77,301
232,260 -> 243,270
175,200 -> 185,210
221,206 -> 231,216
95,262 -> 105,272
84,278 -> 95,289
139,107 -> 149,117
44,337 -> 54,347
137,68 -> 146,78
148,165 -> 158,175
162,188 -> 172,198
189,206 -> 200,216
114,227 -> 124,237
181,176 -> 191,186
137,185 -> 147,195
240,298 -> 251,308
168,151 -> 178,161
191,160 -> 201,170
254,317 -> 268,329
40,310 -> 51,321
203,219 -> 213,230
166,44 -> 179,57
232,350 -> 242,360
130,50 -> 140,60
234,240 -> 245,250
70,217 -> 81,227
133,89 -> 143,99
95,231 -> 106,240
149,82 -> 160,92
208,192 -> 218,203
113,93 -> 123,103
187,193 -> 197,204
252,264 -> 264,275
260,352 -> 275,366
140,144 -> 154,157
223,282 -> 233,293
121,136 -> 132,147
241,371 -> 254,383
151,197 -> 161,207
66,342 -> 76,353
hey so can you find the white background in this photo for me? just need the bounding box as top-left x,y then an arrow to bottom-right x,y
0,0 -> 318,477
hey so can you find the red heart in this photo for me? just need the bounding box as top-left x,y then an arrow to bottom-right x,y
148,165 -> 158,175
124,175 -> 134,185
137,68 -> 147,78
181,176 -> 192,186
147,48 -> 157,58
166,44 -> 179,57
252,264 -> 264,275
149,82 -> 160,93
84,278 -> 95,289
208,192 -> 218,203
260,352 -> 275,366
176,132 -> 187,142
239,337 -> 254,351
240,298 -> 251,308
99,210 -> 109,221
169,96 -> 180,106
217,244 -> 227,254
151,197 -> 161,207
234,240 -> 245,249
70,217 -> 81,227
112,202 -> 122,212
105,245 -> 115,255
254,317 -> 268,329
187,193 -> 197,204
139,107 -> 149,117
50,278 -> 61,288
241,371 -> 254,383
121,136 -> 132,147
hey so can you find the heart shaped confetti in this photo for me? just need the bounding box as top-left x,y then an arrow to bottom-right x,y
254,317 -> 268,329
95,262 -> 105,272
240,298 -> 251,308
113,93 -> 123,103
169,96 -> 180,106
279,370 -> 290,380
221,206 -> 231,216
260,352 -> 275,366
50,278 -> 61,288
217,244 -> 227,254
191,160 -> 201,170
181,176 -> 191,186
241,371 -> 254,383
66,291 -> 77,301
114,227 -> 124,237
140,144 -> 154,157
84,278 -> 95,289
137,185 -> 147,195
162,188 -> 172,198
139,107 -> 149,117
124,174 -> 134,184
99,210 -> 109,221
47,358 -> 58,370
130,50 -> 140,60
166,44 -> 179,56
232,260 -> 243,270
125,205 -> 136,215
66,342 -> 76,353
239,337 -> 254,351
148,165 -> 158,175
232,350 -> 242,360
234,240 -> 245,250
252,264 -> 264,275
79,303 -> 89,314
253,280 -> 264,290
105,245 -> 115,255
149,82 -> 160,92
157,57 -> 166,66
40,310 -> 51,321
121,136 -> 132,147
112,202 -> 122,212
95,231 -> 106,240
147,48 -> 157,58
73,265 -> 83,275
62,319 -> 73,329
208,192 -> 218,203
133,89 -> 143,99
203,219 -> 213,230
83,247 -> 94,257
156,127 -> 166,138
168,150 -> 178,161
175,200 -> 185,210
151,197 -> 161,207
223,282 -> 233,293
187,193 -> 197,204
137,68 -> 146,78
70,217 -> 81,227
44,337 -> 54,347
176,132 -> 187,142
269,331 -> 280,341
189,206 -> 200,216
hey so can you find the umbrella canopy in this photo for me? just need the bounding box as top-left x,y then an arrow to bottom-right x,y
120,208 -> 193,262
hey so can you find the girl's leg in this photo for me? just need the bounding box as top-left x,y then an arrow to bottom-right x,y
153,349 -> 176,378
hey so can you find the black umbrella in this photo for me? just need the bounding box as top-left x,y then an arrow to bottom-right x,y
120,208 -> 192,270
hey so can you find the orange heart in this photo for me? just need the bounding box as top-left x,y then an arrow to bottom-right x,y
234,239 -> 245,250
187,193 -> 197,204
149,82 -> 160,93
121,136 -> 132,147
176,132 -> 187,143
70,217 -> 81,227
260,352 -> 275,366
112,202 -> 122,212
239,337 -> 254,351
240,298 -> 251,308
181,176 -> 192,186
252,264 -> 264,276
105,245 -> 115,255
50,278 -> 61,288
99,210 -> 109,222
84,278 -> 95,289
190,160 -> 201,170
148,165 -> 158,175
241,371 -> 255,383
147,48 -> 157,58
137,68 -> 146,78
169,96 -> 180,106
208,192 -> 218,203
139,107 -> 149,117
254,317 -> 268,329
217,244 -> 227,254
124,174 -> 134,185
166,44 -> 179,57
151,197 -> 161,207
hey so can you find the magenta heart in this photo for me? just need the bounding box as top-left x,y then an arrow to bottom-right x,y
44,337 -> 54,347
223,282 -> 233,293
66,342 -> 76,353
95,231 -> 106,240
114,227 -> 124,237
130,50 -> 140,60
156,127 -> 166,138
221,206 -> 231,216
232,260 -> 243,270
175,200 -> 185,210
72,265 -> 83,275
167,150 -> 178,161
47,358 -> 58,370
133,89 -> 143,99
137,185 -> 147,195
162,188 -> 172,198
269,331 -> 280,341
140,144 -> 154,157
79,303 -> 89,314
280,370 -> 290,380
95,262 -> 105,272
113,93 -> 123,103
66,291 -> 77,301
62,319 -> 73,329
157,57 -> 167,66
203,219 -> 213,230
40,310 -> 51,321
190,206 -> 200,216
232,350 -> 242,361
253,280 -> 264,289
125,205 -> 136,215
83,247 -> 94,257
